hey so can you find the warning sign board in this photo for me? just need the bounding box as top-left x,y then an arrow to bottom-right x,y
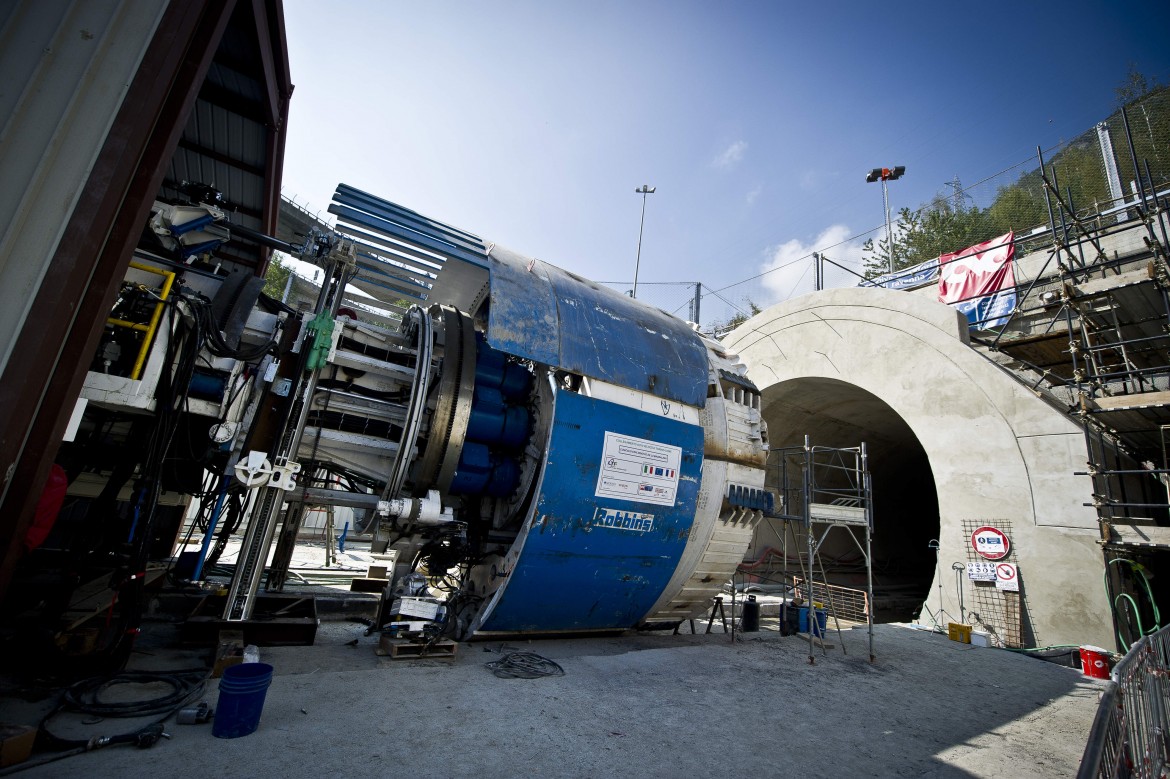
995,563 -> 1019,591
967,562 -> 997,582
971,526 -> 1011,560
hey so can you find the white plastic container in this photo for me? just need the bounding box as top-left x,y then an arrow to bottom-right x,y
970,630 -> 992,647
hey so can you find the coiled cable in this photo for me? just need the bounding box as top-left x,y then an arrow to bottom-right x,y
484,651 -> 565,679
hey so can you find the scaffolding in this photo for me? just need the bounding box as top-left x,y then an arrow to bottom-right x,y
752,435 -> 875,663
968,105 -> 1170,650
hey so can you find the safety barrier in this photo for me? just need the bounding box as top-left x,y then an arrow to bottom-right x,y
1078,626 -> 1170,778
792,577 -> 870,625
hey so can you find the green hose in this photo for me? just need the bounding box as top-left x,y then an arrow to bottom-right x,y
1105,558 -> 1161,652
1005,644 -> 1082,653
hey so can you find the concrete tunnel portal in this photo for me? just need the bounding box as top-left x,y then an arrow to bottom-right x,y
726,286 -> 1114,647
759,377 -> 940,621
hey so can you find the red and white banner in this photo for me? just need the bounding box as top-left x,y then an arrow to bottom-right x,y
937,231 -> 1016,329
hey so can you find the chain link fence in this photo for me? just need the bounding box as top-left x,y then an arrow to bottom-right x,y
699,87 -> 1170,333
597,280 -> 705,323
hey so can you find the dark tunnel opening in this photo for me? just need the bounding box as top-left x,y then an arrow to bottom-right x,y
754,377 -> 940,622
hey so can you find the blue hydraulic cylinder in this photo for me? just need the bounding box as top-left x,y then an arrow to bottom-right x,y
448,336 -> 534,499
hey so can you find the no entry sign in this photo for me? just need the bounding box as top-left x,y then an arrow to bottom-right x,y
971,526 -> 1011,560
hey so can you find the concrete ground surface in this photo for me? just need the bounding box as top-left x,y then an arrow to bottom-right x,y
2,617 -> 1103,778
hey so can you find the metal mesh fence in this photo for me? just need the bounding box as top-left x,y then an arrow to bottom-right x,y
793,576 -> 870,624
596,281 -> 703,324
962,519 -> 1023,648
1079,625 -> 1170,779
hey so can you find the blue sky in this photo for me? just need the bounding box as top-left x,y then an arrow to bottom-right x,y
281,0 -> 1170,326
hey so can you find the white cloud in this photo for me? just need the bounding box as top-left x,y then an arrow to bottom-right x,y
712,140 -> 747,169
758,224 -> 867,304
745,184 -> 762,205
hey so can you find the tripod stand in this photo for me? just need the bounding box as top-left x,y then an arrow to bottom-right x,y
918,539 -> 954,631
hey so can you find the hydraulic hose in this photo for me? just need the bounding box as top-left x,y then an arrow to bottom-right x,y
1105,558 -> 1161,652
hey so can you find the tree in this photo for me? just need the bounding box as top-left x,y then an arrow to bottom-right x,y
861,214 -> 913,279
910,202 -> 988,263
1115,64 -> 1157,108
1111,74 -> 1168,187
718,300 -> 762,333
984,182 -> 1046,238
859,70 -> 1170,285
1043,141 -> 1113,215
862,199 -> 989,278
262,253 -> 292,300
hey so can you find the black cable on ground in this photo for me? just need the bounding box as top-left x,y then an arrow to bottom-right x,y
484,651 -> 565,679
61,669 -> 207,718
38,668 -> 209,751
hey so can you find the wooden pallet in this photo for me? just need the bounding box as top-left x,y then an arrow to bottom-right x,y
213,630 -> 245,678
377,637 -> 457,660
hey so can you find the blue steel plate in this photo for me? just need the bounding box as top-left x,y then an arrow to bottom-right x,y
486,249 -> 709,408
486,246 -> 560,366
544,261 -> 708,407
476,390 -> 704,633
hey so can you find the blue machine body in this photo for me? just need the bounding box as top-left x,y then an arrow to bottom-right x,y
476,391 -> 704,633
325,184 -> 739,636
487,248 -> 709,408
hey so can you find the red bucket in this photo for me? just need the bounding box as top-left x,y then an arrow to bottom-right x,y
1079,646 -> 1112,679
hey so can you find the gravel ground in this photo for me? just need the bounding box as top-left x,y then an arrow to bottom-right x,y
3,618 -> 1103,778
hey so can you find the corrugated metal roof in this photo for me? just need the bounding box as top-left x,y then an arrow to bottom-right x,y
156,0 -> 291,275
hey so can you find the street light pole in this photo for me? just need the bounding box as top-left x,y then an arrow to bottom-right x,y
881,179 -> 893,273
632,184 -> 655,298
866,166 -> 906,274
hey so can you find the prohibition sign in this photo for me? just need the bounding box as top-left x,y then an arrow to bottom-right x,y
971,525 -> 1011,560
995,563 -> 1019,592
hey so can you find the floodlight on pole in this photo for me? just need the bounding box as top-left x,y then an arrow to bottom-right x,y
865,166 -> 906,274
632,185 -> 656,298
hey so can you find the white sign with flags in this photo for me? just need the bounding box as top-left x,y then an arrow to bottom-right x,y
995,563 -> 1019,591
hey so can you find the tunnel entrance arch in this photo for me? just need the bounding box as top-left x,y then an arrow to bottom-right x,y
724,286 -> 1113,647
760,377 -> 939,621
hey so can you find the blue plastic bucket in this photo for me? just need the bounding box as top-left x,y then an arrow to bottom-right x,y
212,663 -> 273,739
798,607 -> 828,637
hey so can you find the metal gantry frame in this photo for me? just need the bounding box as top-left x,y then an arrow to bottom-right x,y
222,240 -> 358,622
758,435 -> 875,663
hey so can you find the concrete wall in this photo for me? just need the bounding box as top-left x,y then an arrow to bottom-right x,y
724,286 -> 1113,648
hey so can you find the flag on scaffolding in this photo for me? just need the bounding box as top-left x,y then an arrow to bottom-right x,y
863,256 -> 939,291
937,231 -> 1016,330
